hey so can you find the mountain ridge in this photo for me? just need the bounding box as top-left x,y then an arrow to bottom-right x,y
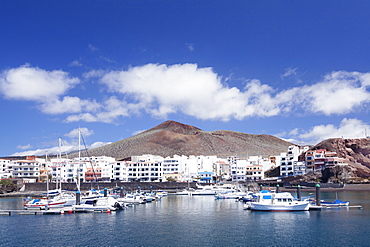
81,120 -> 294,159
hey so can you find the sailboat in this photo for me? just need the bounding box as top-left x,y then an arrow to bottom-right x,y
24,151 -> 69,210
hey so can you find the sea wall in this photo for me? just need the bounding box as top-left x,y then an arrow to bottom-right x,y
24,181 -> 196,192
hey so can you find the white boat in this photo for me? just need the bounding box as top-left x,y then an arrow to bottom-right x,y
246,190 -> 310,211
117,194 -> 146,205
175,188 -> 195,195
190,184 -> 235,196
24,196 -> 67,210
73,196 -> 122,212
214,191 -> 247,199
156,190 -> 168,197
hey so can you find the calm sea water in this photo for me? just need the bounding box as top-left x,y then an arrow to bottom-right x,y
0,191 -> 369,247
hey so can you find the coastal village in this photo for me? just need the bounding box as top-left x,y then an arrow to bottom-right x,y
0,145 -> 348,184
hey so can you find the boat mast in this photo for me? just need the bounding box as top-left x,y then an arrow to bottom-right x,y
46,151 -> 49,199
58,137 -> 63,193
78,128 -> 81,191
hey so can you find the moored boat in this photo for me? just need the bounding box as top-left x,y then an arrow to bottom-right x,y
246,190 -> 309,211
117,194 -> 146,205
190,184 -> 236,196
73,196 -> 123,212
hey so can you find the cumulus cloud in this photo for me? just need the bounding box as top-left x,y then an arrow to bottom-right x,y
0,65 -> 102,115
11,127 -> 108,156
96,63 -> 288,121
283,118 -> 370,145
65,127 -> 94,138
0,65 -> 79,102
41,96 -> 101,115
2,64 -> 370,124
297,71 -> 370,115
65,96 -> 133,123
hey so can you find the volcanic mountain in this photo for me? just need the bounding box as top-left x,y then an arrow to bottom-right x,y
82,120 -> 293,160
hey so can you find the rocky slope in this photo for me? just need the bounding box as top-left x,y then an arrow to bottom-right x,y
293,138 -> 370,183
310,138 -> 370,177
79,120 -> 293,160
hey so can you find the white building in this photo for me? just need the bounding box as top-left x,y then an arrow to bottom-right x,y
127,155 -> 163,182
280,145 -> 309,177
245,156 -> 265,181
229,156 -> 247,182
0,159 -> 12,179
11,156 -> 41,182
112,161 -> 128,182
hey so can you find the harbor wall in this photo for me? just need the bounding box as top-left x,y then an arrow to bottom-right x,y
23,181 -> 196,193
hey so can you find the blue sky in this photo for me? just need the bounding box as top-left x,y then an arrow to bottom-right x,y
1,1 -> 370,157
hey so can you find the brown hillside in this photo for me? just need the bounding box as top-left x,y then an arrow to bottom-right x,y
82,120 -> 293,160
309,138 -> 370,177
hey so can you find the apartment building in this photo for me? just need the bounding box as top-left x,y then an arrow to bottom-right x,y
0,159 -> 12,179
11,156 -> 41,182
305,149 -> 347,172
280,145 -> 309,177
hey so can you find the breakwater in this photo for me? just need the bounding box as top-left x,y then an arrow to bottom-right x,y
23,181 -> 196,193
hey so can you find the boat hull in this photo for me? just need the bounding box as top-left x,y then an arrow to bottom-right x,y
250,202 -> 310,211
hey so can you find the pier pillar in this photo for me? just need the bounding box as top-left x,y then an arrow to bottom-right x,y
276,184 -> 280,193
297,185 -> 301,201
76,190 -> 81,205
315,184 -> 321,206
104,187 -> 108,197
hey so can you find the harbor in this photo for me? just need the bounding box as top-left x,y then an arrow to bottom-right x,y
0,183 -> 365,215
0,190 -> 369,247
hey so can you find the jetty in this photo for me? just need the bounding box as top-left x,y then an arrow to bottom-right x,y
0,207 -> 114,216
309,205 -> 363,210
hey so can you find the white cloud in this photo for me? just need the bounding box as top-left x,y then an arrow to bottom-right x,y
96,63 -> 287,121
65,127 -> 94,138
65,96 -> 133,123
90,141 -> 111,149
281,67 -> 298,78
186,43 -> 195,51
2,64 -> 370,124
132,129 -> 146,136
41,96 -> 101,115
297,71 -> 370,115
99,56 -> 116,64
69,60 -> 83,67
88,44 -> 98,52
284,118 -> 370,145
17,144 -> 32,150
11,127 -> 109,156
0,65 -> 79,102
83,69 -> 106,79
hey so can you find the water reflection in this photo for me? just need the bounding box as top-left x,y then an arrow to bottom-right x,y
0,197 -> 24,210
0,191 -> 369,246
